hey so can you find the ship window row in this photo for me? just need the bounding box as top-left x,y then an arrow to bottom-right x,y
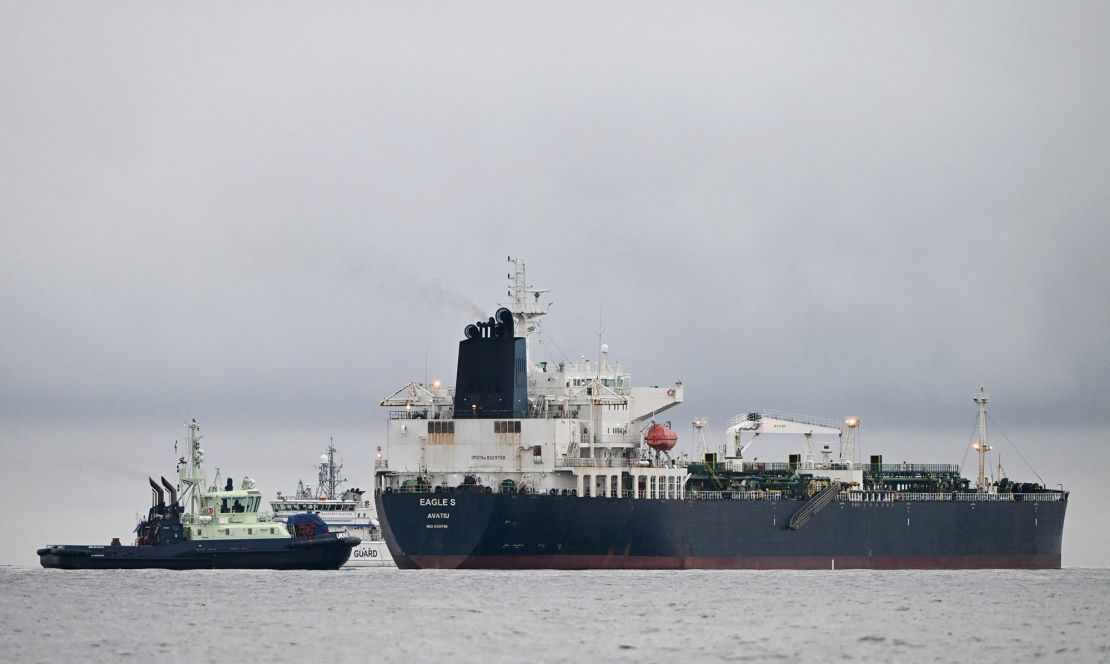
284,503 -> 355,512
429,421 -> 455,434
220,497 -> 260,513
494,420 -> 522,434
570,378 -> 623,388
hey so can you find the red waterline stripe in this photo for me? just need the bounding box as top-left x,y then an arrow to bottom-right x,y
397,553 -> 1061,570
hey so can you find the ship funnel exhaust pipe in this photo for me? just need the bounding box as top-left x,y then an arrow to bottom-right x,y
160,476 -> 178,506
148,477 -> 165,508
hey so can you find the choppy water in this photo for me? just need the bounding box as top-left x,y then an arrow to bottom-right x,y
1,567 -> 1107,663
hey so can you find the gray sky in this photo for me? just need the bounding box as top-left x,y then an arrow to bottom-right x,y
2,1 -> 1108,567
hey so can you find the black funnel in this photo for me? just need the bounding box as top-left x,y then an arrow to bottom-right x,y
453,308 -> 527,419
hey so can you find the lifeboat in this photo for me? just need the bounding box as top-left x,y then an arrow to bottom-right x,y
645,422 -> 678,452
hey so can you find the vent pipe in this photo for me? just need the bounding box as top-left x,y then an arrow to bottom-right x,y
148,477 -> 165,508
160,476 -> 178,507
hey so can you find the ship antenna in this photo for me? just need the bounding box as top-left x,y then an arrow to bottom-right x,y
596,299 -> 604,372
973,386 -> 993,493
318,438 -> 345,500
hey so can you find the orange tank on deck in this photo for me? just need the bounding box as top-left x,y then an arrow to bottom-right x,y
645,423 -> 678,451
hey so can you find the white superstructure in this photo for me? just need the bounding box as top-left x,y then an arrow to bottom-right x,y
376,258 -> 689,499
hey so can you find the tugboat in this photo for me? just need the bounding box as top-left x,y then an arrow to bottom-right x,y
37,420 -> 360,570
271,443 -> 395,567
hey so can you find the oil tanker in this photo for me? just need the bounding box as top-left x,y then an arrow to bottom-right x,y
373,259 -> 1067,569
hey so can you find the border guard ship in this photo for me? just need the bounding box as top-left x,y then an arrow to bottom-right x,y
271,443 -> 394,566
373,259 -> 1068,569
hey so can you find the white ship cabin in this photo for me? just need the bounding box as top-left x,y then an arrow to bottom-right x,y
271,496 -> 364,514
375,258 -> 689,499
272,468 -> 376,527
270,494 -> 377,532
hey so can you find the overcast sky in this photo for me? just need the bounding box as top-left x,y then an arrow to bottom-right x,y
2,1 -> 1107,567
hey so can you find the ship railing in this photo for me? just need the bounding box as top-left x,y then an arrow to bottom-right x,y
579,433 -> 640,446
840,492 -> 948,502
714,461 -> 796,473
952,492 -> 1065,502
837,491 -> 1067,502
384,485 -> 552,495
386,408 -> 601,420
687,490 -> 784,501
179,513 -> 277,524
869,463 -> 961,475
384,484 -> 608,497
556,457 -> 646,468
388,409 -> 449,420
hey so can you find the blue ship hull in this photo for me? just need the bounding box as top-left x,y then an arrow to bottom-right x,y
37,534 -> 359,570
376,492 -> 1066,570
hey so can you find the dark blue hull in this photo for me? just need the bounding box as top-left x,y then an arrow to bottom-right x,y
376,492 -> 1066,570
37,535 -> 359,570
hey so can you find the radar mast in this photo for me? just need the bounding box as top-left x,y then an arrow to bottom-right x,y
502,256 -> 550,370
973,386 -> 993,493
177,419 -> 206,515
317,440 -> 345,500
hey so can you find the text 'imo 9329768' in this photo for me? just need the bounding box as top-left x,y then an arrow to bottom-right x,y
373,258 -> 1067,570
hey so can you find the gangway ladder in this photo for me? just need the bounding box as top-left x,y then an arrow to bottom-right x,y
788,482 -> 847,530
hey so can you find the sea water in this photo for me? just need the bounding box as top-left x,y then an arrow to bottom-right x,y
1,567 -> 1107,663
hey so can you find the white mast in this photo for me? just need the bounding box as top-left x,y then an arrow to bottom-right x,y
502,257 -> 549,368
840,417 -> 859,465
973,386 -> 993,493
177,419 -> 206,514
317,439 -> 345,500
693,418 -> 709,457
